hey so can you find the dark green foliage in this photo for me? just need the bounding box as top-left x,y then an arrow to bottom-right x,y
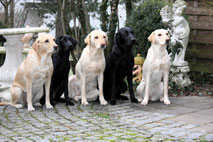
168,41 -> 183,61
126,0 -> 167,57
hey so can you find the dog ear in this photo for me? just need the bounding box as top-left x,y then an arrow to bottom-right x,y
70,36 -> 78,47
105,35 -> 109,46
148,32 -> 155,44
56,36 -> 62,47
32,39 -> 39,53
115,33 -> 120,46
84,33 -> 91,46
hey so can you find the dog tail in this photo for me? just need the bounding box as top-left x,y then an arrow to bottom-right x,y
0,102 -> 10,106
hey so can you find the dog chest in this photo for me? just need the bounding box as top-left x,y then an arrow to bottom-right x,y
83,58 -> 105,75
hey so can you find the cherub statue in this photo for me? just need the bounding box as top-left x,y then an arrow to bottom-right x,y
161,0 -> 190,66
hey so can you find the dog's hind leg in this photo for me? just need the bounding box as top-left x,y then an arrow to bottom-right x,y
10,86 -> 23,109
136,81 -> 145,102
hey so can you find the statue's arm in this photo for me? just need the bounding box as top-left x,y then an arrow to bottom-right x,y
172,17 -> 185,27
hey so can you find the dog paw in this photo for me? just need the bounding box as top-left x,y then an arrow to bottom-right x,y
137,98 -> 143,102
131,98 -> 139,103
74,96 -> 81,102
160,97 -> 164,102
110,100 -> 116,105
81,100 -> 89,105
141,99 -> 148,106
164,99 -> 170,105
46,104 -> 53,109
14,104 -> 23,109
28,106 -> 35,111
34,103 -> 42,107
66,101 -> 75,106
100,99 -> 107,105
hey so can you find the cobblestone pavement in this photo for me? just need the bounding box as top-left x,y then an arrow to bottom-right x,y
0,96 -> 213,142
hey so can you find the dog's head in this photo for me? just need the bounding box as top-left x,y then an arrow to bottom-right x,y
84,30 -> 108,49
33,33 -> 58,55
148,29 -> 170,46
56,35 -> 77,53
115,27 -> 136,48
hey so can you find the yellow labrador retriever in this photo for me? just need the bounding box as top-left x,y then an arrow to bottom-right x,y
69,30 -> 108,105
136,29 -> 171,105
0,33 -> 57,111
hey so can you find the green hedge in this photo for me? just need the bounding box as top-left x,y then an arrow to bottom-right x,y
126,0 -> 167,57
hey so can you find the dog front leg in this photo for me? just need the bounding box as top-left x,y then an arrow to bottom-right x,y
45,77 -> 53,109
81,76 -> 88,105
127,72 -> 138,103
141,73 -> 150,105
26,79 -> 35,111
98,73 -> 107,105
64,77 -> 74,106
163,71 -> 170,105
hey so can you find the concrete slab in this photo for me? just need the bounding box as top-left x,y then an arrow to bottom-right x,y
168,112 -> 213,125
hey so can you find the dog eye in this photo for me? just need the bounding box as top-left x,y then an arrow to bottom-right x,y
53,39 -> 56,41
166,33 -> 169,35
103,36 -> 106,38
158,34 -> 162,36
95,36 -> 98,39
45,39 -> 49,42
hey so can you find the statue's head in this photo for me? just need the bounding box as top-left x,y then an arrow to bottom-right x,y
160,5 -> 173,23
172,0 -> 187,15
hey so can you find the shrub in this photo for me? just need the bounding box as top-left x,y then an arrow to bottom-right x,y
126,0 -> 167,57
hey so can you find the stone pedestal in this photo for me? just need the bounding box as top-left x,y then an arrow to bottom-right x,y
0,34 -> 24,87
171,62 -> 191,87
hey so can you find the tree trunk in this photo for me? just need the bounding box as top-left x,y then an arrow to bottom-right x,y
9,0 -> 14,27
1,0 -> 12,26
71,0 -> 80,59
107,0 -> 119,56
124,0 -> 132,19
76,0 -> 87,37
99,0 -> 108,32
56,11 -> 64,38
82,0 -> 91,33
60,0 -> 66,34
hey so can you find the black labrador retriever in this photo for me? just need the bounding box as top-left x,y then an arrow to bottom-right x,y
41,35 -> 77,106
103,27 -> 138,105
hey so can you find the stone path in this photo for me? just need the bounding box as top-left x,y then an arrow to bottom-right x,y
0,96 -> 213,141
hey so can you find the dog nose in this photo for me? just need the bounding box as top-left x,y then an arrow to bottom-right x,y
166,39 -> 170,44
131,38 -> 136,44
54,45 -> 58,49
101,44 -> 106,48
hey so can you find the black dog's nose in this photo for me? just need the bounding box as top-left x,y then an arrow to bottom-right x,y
131,38 -> 136,44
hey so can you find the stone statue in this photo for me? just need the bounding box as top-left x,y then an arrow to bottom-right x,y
160,0 -> 191,87
21,25 -> 33,48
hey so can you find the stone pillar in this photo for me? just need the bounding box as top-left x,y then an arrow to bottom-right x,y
0,34 -> 24,87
